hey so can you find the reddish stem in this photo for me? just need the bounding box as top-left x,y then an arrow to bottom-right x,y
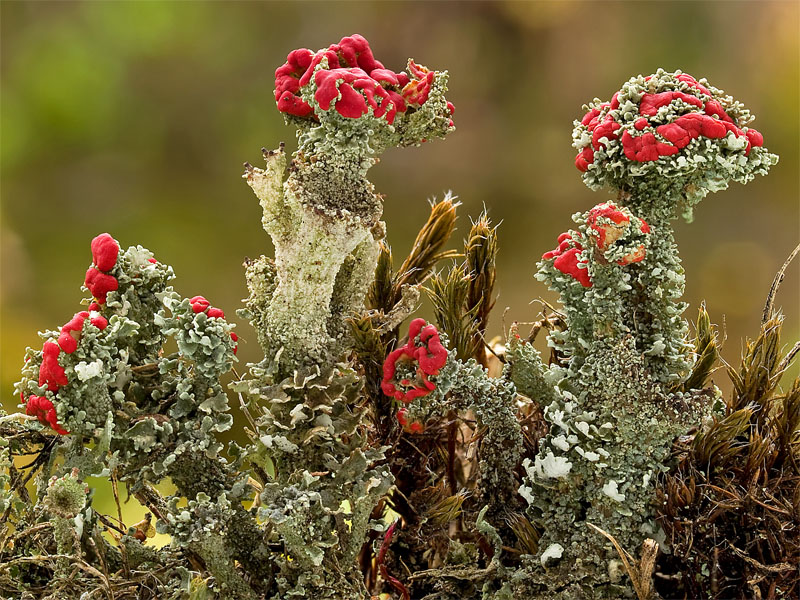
377,520 -> 410,600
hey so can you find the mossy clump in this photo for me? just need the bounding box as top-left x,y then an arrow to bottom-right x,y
655,308 -> 800,599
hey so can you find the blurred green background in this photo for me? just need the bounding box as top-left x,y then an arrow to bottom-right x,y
1,1 -> 798,528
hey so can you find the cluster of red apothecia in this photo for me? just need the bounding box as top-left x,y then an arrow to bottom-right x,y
24,234 -> 238,435
275,34 -> 454,126
381,318 -> 448,434
575,73 -> 764,171
24,233 -> 121,435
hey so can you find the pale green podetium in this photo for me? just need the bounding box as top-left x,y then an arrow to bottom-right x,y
508,70 -> 778,598
244,55 -> 453,372
43,469 -> 90,577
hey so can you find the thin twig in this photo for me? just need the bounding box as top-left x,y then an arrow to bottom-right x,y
110,469 -> 125,532
762,242 -> 800,324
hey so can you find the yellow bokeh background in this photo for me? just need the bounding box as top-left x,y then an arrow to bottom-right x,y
2,1 -> 798,531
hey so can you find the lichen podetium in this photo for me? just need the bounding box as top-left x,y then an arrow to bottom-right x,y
510,69 -> 779,598
244,33 -> 454,373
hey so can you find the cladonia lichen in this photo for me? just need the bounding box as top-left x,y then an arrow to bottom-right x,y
244,34 -> 453,372
508,69 -> 779,599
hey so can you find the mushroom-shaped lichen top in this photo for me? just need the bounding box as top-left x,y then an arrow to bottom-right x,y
274,34 -> 454,157
573,69 -> 778,220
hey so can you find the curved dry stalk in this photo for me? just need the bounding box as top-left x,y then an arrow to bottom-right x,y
587,523 -> 658,600
762,241 -> 800,324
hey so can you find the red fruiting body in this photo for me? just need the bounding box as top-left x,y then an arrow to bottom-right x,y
64,312 -> 89,331
190,296 -> 210,313
542,233 -> 592,288
408,422 -> 424,434
57,311 -> 90,354
638,91 -> 703,116
188,297 -> 235,354
382,347 -> 435,401
542,232 -> 576,260
189,296 -> 226,319
575,147 -> 594,172
90,233 -> 120,272
581,104 -> 608,127
274,34 -> 449,125
703,100 -> 734,123
313,67 -> 410,123
402,61 -> 434,107
368,68 -> 400,87
676,73 -> 711,96
39,341 -> 68,392
544,233 -> 570,258
314,69 -> 371,119
554,249 -> 592,288
25,395 -> 68,435
575,73 -> 765,170
655,113 -> 727,150
88,302 -> 101,312
85,268 -> 118,304
277,91 -> 315,118
618,246 -> 647,266
621,131 -> 663,162
396,407 -> 424,434
746,128 -> 764,148
230,332 -> 239,355
397,407 -> 409,426
381,318 -> 448,402
274,48 -> 316,117
300,48 -> 341,88
148,258 -> 157,264
586,203 -> 649,265
335,34 -> 384,72
412,319 -> 448,375
207,307 -> 225,319
591,117 -> 620,151
587,204 -> 630,250
90,314 -> 108,330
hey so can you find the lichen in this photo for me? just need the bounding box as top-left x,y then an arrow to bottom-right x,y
244,34 -> 453,371
1,44 -> 792,600
509,69 -> 780,598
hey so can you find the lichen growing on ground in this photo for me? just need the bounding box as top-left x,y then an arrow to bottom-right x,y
1,40 -> 796,600
508,69 -> 785,599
